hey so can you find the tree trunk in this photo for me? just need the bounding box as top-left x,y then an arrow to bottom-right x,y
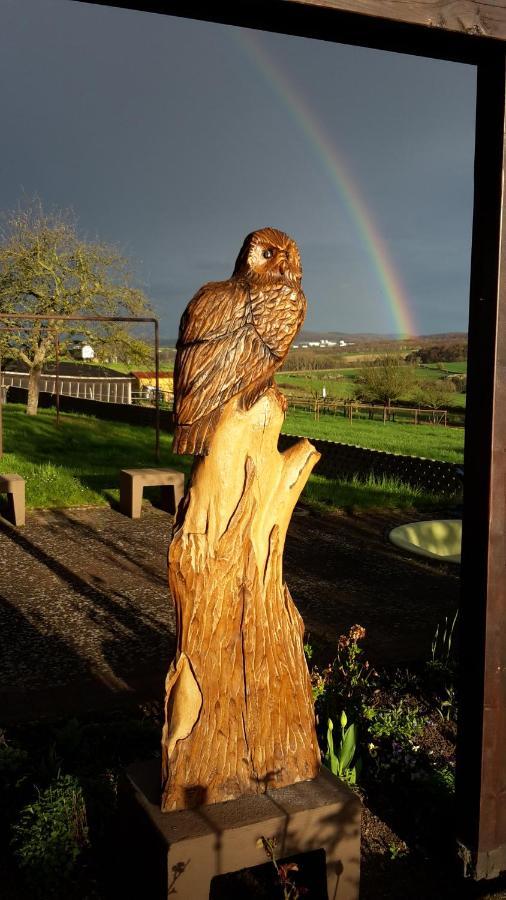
161,388 -> 321,811
26,366 -> 41,416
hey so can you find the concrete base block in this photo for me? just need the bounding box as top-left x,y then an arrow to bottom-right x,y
120,759 -> 360,900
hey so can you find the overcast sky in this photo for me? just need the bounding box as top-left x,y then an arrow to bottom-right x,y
1,0 -> 476,337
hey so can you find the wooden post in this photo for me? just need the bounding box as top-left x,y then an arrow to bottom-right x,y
456,51 -> 506,880
0,345 -> 3,459
55,333 -> 60,426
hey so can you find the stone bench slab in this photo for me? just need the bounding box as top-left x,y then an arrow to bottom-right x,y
0,474 -> 25,526
119,468 -> 185,519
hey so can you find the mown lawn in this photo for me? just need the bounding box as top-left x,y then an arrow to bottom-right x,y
282,407 -> 464,463
0,404 -> 192,508
0,403 -> 461,511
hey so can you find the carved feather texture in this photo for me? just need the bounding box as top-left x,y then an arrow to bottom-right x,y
173,228 -> 307,456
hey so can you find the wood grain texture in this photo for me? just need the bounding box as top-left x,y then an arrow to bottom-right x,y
284,0 -> 506,39
161,389 -> 321,810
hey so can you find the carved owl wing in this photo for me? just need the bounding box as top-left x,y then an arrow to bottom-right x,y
172,278 -> 305,456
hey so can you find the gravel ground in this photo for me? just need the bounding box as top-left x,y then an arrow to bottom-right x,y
0,501 -> 459,721
0,504 -> 176,720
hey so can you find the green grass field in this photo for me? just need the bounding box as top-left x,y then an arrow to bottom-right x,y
282,407 -> 464,463
277,369 -> 357,399
0,405 -> 192,508
1,404 -> 461,512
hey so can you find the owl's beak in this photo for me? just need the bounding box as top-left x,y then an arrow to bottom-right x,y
279,251 -> 289,275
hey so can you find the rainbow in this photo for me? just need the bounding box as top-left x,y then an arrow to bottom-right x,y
233,29 -> 418,337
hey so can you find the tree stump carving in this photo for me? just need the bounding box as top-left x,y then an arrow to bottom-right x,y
161,227 -> 321,811
161,390 -> 321,810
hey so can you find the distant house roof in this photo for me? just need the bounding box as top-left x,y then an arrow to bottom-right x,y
2,360 -> 132,379
131,371 -> 173,378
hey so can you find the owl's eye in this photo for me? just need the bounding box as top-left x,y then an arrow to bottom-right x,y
263,248 -> 274,259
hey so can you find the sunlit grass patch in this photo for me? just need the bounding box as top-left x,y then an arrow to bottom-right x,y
283,408 -> 464,463
1,404 -> 191,509
303,473 -> 455,512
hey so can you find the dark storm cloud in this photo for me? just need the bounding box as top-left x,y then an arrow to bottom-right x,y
0,0 -> 476,336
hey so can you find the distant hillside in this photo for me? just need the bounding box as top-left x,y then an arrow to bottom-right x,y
416,332 -> 467,341
297,330 -> 467,343
298,331 -> 397,343
161,331 -> 467,347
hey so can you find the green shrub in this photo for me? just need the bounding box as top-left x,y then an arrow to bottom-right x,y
12,773 -> 89,895
0,731 -> 29,839
368,701 -> 426,743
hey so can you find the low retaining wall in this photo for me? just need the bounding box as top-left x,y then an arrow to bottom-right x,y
278,433 -> 462,495
7,388 -> 461,495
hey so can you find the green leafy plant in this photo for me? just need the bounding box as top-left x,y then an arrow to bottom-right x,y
426,611 -> 458,722
429,610 -> 458,669
12,773 -> 89,895
319,624 -> 377,725
437,685 -> 457,722
368,701 -> 426,743
325,712 -> 360,785
388,841 -> 408,860
0,731 -> 29,839
432,764 -> 456,794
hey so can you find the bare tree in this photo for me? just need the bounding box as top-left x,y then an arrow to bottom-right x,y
0,201 -> 152,414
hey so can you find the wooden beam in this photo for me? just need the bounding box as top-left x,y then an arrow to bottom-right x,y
456,49 -> 506,879
71,1 -> 500,65
285,0 -> 506,42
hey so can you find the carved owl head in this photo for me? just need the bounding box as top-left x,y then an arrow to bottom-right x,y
232,227 -> 302,283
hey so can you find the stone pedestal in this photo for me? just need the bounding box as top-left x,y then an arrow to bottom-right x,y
120,760 -> 360,900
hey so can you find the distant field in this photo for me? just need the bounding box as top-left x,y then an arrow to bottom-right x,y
277,363 -> 466,408
277,370 -> 357,399
425,362 -> 467,374
282,407 -> 464,463
96,361 -> 133,374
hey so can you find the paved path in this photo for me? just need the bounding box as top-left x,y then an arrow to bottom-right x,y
0,506 -> 176,720
0,503 -> 460,722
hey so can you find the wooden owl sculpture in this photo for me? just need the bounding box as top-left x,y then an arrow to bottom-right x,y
172,227 -> 306,456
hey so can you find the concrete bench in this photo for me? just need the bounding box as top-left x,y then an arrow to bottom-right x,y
119,468 -> 185,519
0,474 -> 25,526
